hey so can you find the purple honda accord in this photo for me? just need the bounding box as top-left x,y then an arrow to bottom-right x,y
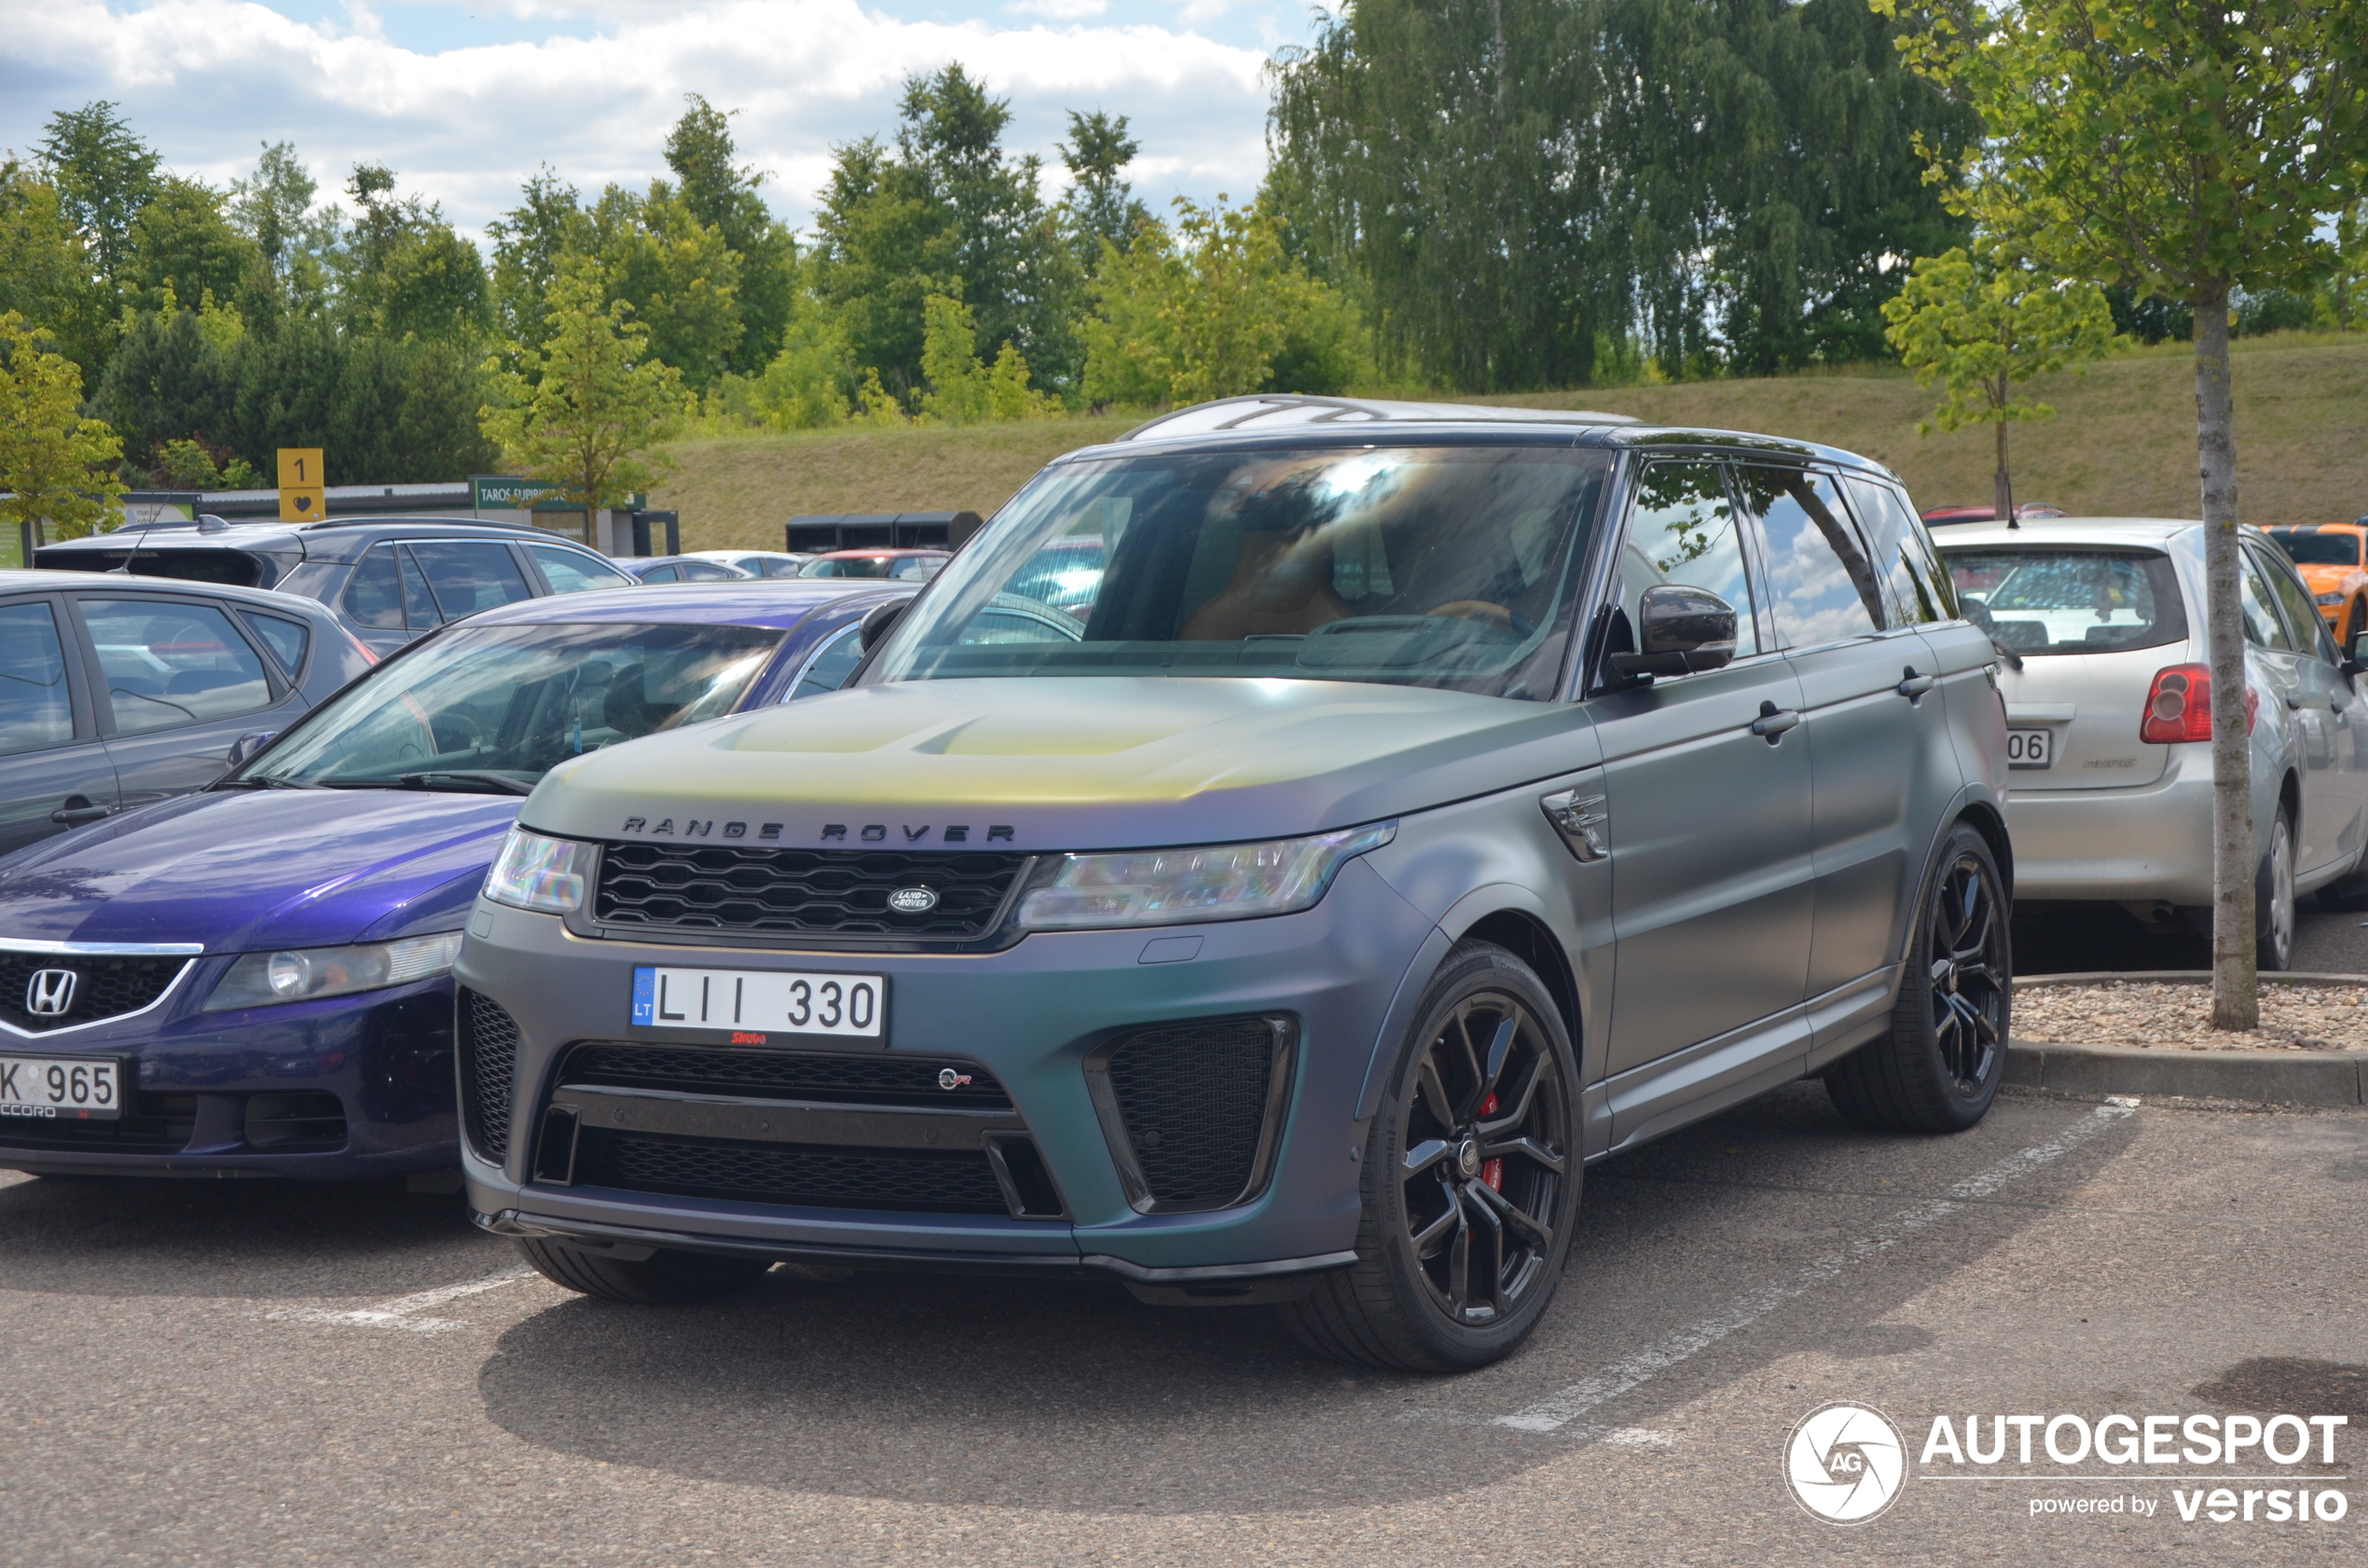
0,580 -> 910,1180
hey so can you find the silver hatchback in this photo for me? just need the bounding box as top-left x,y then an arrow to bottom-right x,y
1937,518 -> 2368,968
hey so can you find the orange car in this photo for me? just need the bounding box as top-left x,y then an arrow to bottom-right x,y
2266,522 -> 2368,648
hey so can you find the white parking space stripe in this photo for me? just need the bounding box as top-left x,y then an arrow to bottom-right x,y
1493,1098 -> 2140,1434
266,1267 -> 534,1335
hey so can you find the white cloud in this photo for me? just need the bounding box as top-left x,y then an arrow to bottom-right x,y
0,0 -> 1274,240
1003,0 -> 1109,19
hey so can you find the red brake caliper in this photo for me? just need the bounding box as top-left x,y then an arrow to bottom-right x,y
1477,1093 -> 1504,1191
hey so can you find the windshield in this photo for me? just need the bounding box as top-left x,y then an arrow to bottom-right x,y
1942,548 -> 2188,655
2270,530 -> 2362,568
243,622 -> 784,790
867,444 -> 1610,699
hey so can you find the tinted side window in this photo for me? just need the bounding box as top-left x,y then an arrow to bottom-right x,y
788,626 -> 867,699
681,561 -> 736,581
1614,461 -> 1761,660
410,541 -> 535,620
2237,550 -> 2296,651
0,601 -> 76,754
82,598 -> 273,735
1736,465 -> 1885,646
640,565 -> 679,584
527,544 -> 633,594
2257,545 -> 2337,661
343,545 -> 406,629
1841,475 -> 1956,625
238,610 -> 310,677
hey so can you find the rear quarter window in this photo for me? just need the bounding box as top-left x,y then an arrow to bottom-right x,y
1942,548 -> 2188,654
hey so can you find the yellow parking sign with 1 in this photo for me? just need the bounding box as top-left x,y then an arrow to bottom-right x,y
278,447 -> 325,521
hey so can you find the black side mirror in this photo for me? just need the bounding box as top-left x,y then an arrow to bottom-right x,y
2346,629 -> 2368,678
1609,585 -> 1738,679
225,731 -> 278,767
859,598 -> 911,651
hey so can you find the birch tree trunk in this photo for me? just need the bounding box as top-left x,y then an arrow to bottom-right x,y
1992,389 -> 2013,523
2195,283 -> 2256,1030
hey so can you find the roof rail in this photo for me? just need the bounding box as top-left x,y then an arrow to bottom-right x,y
295,515 -> 557,533
1117,393 -> 1641,442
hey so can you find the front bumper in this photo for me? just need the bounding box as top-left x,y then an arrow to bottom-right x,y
0,963 -> 459,1178
454,857 -> 1437,1275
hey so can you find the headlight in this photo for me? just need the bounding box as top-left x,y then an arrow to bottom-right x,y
2317,592 -> 2346,606
485,827 -> 596,915
1015,821 -> 1396,930
203,931 -> 462,1011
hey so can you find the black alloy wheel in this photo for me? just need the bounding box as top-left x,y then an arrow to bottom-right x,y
1925,850 -> 2008,1094
1828,821 -> 2011,1133
1283,942 -> 1582,1371
1399,994 -> 1568,1326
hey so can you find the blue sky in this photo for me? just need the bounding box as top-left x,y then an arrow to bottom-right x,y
1,0 -> 1338,242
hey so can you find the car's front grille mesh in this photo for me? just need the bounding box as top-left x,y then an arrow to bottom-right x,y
1104,1017 -> 1280,1209
592,845 -> 1028,943
457,987 -> 519,1161
0,954 -> 187,1034
562,1043 -> 1011,1108
575,1129 -> 1010,1214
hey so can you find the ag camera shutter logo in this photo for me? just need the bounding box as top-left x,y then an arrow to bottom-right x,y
1786,1402 -> 1908,1524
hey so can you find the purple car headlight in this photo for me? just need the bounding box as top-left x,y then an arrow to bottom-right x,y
485,827 -> 596,915
203,931 -> 462,1011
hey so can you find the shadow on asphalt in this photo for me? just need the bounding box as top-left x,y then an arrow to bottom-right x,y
0,1172 -> 493,1300
469,1084 -> 2140,1513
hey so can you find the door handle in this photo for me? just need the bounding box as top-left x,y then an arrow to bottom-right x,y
49,797 -> 113,826
1751,702 -> 1801,741
1897,667 -> 1937,701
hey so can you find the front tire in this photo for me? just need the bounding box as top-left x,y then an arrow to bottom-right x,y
1827,822 -> 2011,1133
1281,942 -> 1581,1372
517,1237 -> 772,1304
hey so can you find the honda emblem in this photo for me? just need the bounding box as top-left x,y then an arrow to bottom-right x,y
25,969 -> 77,1017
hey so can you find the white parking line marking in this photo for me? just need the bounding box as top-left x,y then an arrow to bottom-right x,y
1493,1100 -> 2138,1434
266,1267 -> 534,1335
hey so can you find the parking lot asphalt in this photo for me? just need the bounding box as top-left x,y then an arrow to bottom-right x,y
4,1083 -> 2361,1567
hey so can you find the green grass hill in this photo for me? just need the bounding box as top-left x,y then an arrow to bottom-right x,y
655,333 -> 2368,552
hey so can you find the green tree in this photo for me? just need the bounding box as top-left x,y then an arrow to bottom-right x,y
0,310 -> 126,541
1880,241 -> 2117,522
124,175 -> 262,317
35,102 -> 159,301
587,182 -> 742,392
91,301 -> 241,477
227,142 -> 337,318
664,95 -> 798,377
1058,110 -> 1150,273
1083,198 -> 1369,407
334,163 -> 491,342
0,160 -> 103,372
479,263 -> 686,524
1877,0 -> 2368,1025
919,293 -> 1053,424
487,167 -> 594,362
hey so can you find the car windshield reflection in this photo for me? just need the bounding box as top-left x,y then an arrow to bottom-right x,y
239,622 -> 784,791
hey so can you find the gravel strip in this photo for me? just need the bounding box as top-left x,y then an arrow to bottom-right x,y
2013,980 -> 2368,1052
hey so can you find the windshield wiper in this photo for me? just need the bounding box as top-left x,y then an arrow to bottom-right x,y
395,771 -> 537,795
318,772 -> 538,796
212,776 -> 322,791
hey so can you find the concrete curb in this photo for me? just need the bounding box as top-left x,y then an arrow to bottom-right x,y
2006,970 -> 2368,1105
2016,970 -> 2368,988
2003,1041 -> 2368,1106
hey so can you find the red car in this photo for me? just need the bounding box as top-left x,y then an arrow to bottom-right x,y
794,548 -> 949,582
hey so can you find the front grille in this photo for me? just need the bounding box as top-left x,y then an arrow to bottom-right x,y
0,1092 -> 197,1153
0,954 -> 189,1033
1100,1017 -> 1285,1210
457,987 -> 519,1161
574,1128 -> 1010,1214
593,845 -> 1029,944
560,1043 -> 1011,1108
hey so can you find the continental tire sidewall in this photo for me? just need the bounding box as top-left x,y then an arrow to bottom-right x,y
1365,944 -> 1582,1368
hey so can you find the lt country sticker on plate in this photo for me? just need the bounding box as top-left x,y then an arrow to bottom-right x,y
630,966 -> 886,1039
